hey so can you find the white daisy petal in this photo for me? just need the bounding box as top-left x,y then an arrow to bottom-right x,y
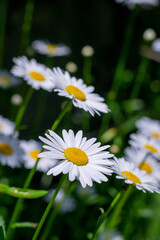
11,56 -> 55,91
112,157 -> 160,193
39,129 -> 114,188
47,67 -> 110,117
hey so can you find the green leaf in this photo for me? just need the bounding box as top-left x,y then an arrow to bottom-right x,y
0,183 -> 48,199
0,216 -> 6,240
11,222 -> 38,229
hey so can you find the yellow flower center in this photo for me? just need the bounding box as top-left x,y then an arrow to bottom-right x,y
0,143 -> 13,155
29,150 -> 40,159
46,44 -> 57,54
1,76 -> 10,85
64,147 -> 88,166
140,162 -> 152,174
121,171 -> 141,184
144,144 -> 158,153
65,85 -> 86,101
29,72 -> 45,81
152,132 -> 160,139
0,124 -> 2,130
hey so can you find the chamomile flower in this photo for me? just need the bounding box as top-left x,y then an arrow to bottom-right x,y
115,0 -> 159,8
47,67 -> 110,116
125,147 -> 160,181
11,56 -> 55,91
32,40 -> 71,57
0,115 -> 15,136
129,133 -> 160,159
44,189 -> 76,213
112,157 -> 160,193
136,117 -> 160,141
20,140 -> 55,172
0,135 -> 23,168
39,129 -> 113,188
0,70 -> 21,89
98,229 -> 124,240
152,38 -> 160,53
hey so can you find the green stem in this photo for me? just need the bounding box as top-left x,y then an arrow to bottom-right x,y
83,57 -> 92,85
100,9 -> 137,135
107,185 -> 133,230
90,190 -> 123,240
0,0 -> 8,68
32,175 -> 67,240
6,99 -> 72,240
40,182 -> 76,240
19,0 -> 35,54
50,100 -> 72,131
111,9 -> 137,96
130,57 -> 149,99
14,87 -> 34,131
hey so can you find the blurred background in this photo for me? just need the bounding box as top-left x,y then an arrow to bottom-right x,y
1,0 -> 160,239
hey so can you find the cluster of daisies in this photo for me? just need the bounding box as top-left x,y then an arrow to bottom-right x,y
37,117 -> 160,193
113,117 -> 160,193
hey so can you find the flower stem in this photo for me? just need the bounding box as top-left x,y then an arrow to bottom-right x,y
90,185 -> 133,240
100,9 -> 137,135
106,185 -> 133,230
19,0 -> 35,54
90,190 -> 123,240
111,9 -> 137,96
39,182 -> 76,240
6,99 -> 72,240
14,87 -> 34,131
32,175 -> 67,240
130,57 -> 149,99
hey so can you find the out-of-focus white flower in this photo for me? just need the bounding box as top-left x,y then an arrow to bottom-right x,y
115,0 -> 159,9
20,139 -> 55,172
125,147 -> 160,181
143,28 -> 156,42
81,45 -> 94,57
0,116 -> 15,136
39,129 -> 113,188
47,67 -> 110,116
0,70 -> 21,89
136,117 -> 160,141
32,40 -> 71,57
152,38 -> 160,53
0,135 -> 23,168
98,229 -> 124,240
65,62 -> 78,73
112,157 -> 160,193
11,56 -> 55,91
44,189 -> 76,213
11,94 -> 23,106
129,133 -> 160,159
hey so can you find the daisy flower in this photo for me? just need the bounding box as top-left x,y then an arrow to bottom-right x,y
44,188 -> 76,213
11,56 -> 55,91
125,147 -> 160,181
0,134 -> 23,168
112,158 -> 160,193
115,0 -> 159,8
136,117 -> 160,141
0,115 -> 15,136
152,38 -> 160,53
0,70 -> 21,89
47,67 -> 110,116
20,140 -> 55,172
38,129 -> 113,188
32,40 -> 71,57
129,133 -> 160,159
